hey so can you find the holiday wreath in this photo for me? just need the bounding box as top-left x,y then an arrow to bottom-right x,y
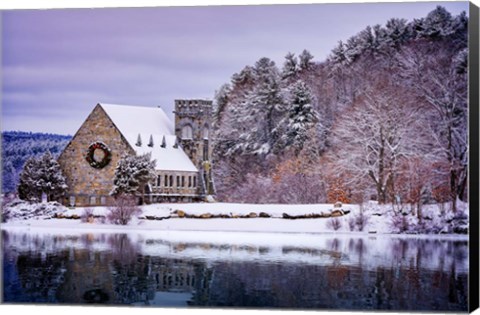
85,142 -> 112,169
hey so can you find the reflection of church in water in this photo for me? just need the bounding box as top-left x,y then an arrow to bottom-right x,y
53,246 -> 212,306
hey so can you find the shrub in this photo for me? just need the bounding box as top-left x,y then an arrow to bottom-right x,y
1,195 -> 16,222
354,210 -> 370,232
390,212 -> 410,233
348,217 -> 356,231
107,195 -> 142,225
81,207 -> 95,223
327,217 -> 342,231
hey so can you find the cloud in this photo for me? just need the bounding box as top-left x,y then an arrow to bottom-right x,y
1,1 -> 469,134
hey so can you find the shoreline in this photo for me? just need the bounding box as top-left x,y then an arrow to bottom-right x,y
1,218 -> 469,240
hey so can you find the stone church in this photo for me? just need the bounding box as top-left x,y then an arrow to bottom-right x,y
57,100 -> 215,207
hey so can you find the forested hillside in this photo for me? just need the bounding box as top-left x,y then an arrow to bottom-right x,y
2,131 -> 71,193
211,6 -> 468,212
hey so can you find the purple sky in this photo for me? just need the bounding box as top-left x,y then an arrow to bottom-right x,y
1,1 -> 469,135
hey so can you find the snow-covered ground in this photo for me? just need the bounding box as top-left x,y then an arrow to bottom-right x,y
1,199 -> 469,236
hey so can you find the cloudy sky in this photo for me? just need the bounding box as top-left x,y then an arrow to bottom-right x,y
1,1 -> 469,135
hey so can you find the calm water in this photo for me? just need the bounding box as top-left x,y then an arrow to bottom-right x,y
2,229 -> 468,311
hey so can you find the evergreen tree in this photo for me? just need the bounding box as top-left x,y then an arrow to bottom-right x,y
18,157 -> 41,201
384,18 -> 410,48
110,153 -> 157,201
357,26 -> 378,54
281,52 -> 298,80
213,83 -> 231,127
236,57 -> 284,155
417,6 -> 454,38
284,81 -> 318,153
17,151 -> 67,202
39,151 -> 68,201
344,36 -> 363,63
231,65 -> 256,87
330,41 -> 347,65
298,49 -> 314,71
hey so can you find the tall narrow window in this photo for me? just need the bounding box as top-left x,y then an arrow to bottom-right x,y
188,176 -> 192,187
181,176 -> 185,187
177,176 -> 180,187
157,175 -> 161,187
203,139 -> 209,161
89,196 -> 96,205
165,175 -> 168,187
69,196 -> 76,207
203,126 -> 209,139
181,125 -> 193,139
193,176 -> 197,188
169,175 -> 173,187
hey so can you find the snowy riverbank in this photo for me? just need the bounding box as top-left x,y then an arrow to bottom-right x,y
1,199 -> 469,236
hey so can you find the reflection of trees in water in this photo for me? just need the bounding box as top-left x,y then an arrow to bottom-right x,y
327,238 -> 341,252
190,259 -> 467,311
108,234 -> 139,264
6,249 -> 69,303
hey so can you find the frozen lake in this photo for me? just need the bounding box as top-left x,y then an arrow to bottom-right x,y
2,229 -> 469,311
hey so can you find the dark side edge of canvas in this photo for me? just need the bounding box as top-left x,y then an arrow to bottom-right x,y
469,1 -> 480,313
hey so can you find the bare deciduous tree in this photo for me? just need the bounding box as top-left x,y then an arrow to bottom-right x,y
330,82 -> 433,204
107,196 -> 142,225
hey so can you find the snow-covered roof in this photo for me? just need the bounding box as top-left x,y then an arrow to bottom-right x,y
99,103 -> 198,173
100,103 -> 174,135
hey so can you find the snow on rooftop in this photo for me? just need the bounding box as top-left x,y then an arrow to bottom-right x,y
100,103 -> 174,135
128,133 -> 197,172
99,103 -> 197,172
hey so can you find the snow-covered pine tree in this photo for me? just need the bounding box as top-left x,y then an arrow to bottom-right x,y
298,49 -> 314,71
17,151 -> 67,202
231,65 -> 256,86
213,83 -> 231,128
344,36 -> 363,63
329,41 -> 348,65
416,6 -> 454,38
357,26 -> 378,55
283,80 -> 318,154
39,151 -> 68,201
18,157 -> 42,201
385,18 -> 411,48
237,57 -> 285,155
383,18 -> 411,49
214,66 -> 256,158
281,52 -> 298,80
110,153 -> 156,202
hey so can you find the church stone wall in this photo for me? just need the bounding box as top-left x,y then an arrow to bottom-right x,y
58,104 -> 134,207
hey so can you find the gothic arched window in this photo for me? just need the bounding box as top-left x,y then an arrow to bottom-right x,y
182,125 -> 193,139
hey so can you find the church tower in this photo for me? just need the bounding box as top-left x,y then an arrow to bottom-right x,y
174,99 -> 215,196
